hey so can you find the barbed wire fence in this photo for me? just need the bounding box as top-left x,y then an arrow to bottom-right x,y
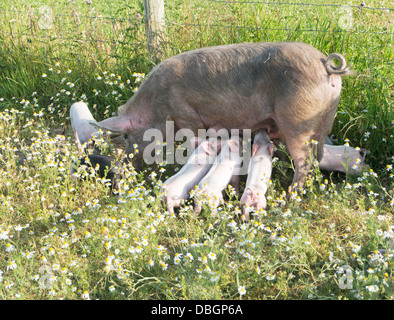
0,0 -> 393,70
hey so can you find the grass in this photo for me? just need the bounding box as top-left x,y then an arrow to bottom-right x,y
0,0 -> 393,300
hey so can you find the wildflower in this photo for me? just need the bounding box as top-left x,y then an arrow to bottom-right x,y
7,260 -> 17,270
159,261 -> 168,270
208,252 -> 217,261
344,182 -> 352,189
31,275 -> 40,281
174,254 -> 182,265
81,290 -> 90,300
135,246 -> 143,253
5,243 -> 15,252
65,279 -> 72,286
185,253 -> 194,261
352,244 -> 361,253
210,275 -> 219,282
366,285 -> 379,293
109,285 -> 115,292
266,274 -> 276,281
238,285 -> 247,296
0,230 -> 10,240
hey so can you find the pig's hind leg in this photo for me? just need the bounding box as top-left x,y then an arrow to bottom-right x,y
282,133 -> 324,194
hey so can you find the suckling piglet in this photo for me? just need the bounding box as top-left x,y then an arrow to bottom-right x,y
70,101 -> 100,150
240,130 -> 274,221
194,138 -> 243,214
163,140 -> 220,214
320,144 -> 367,175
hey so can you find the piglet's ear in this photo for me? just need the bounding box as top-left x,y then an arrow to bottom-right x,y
252,144 -> 260,156
267,143 -> 274,156
201,141 -> 218,155
91,116 -> 134,134
228,138 -> 241,153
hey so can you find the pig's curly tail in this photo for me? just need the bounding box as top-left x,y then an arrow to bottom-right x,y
325,53 -> 353,75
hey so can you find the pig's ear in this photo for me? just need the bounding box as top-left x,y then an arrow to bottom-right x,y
90,116 -> 134,134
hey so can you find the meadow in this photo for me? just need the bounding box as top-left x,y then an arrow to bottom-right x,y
0,0 -> 393,300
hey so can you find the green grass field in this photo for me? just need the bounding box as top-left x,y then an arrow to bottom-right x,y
0,0 -> 393,300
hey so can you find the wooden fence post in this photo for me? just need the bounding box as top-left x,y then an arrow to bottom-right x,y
143,0 -> 167,64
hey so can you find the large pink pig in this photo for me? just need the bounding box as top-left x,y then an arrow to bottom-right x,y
70,101 -> 100,150
194,138 -> 243,214
91,42 -> 352,193
163,140 -> 220,214
319,144 -> 368,175
240,130 -> 274,221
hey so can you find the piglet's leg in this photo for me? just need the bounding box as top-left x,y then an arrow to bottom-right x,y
73,130 -> 83,151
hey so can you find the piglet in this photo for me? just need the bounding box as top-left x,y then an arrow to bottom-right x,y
163,140 -> 220,214
319,144 -> 368,175
240,130 -> 274,221
194,138 -> 243,214
70,101 -> 100,150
